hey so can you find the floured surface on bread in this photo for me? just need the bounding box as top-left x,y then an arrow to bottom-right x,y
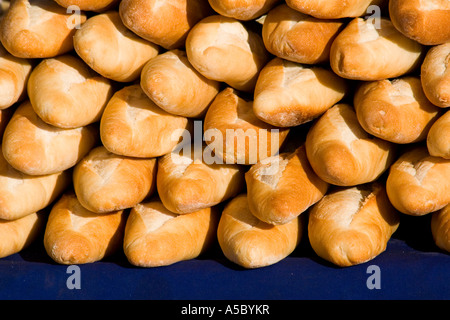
245,145 -> 328,225
308,183 -> 400,267
44,193 -> 126,265
208,0 -> 281,20
123,199 -> 218,267
386,146 -> 450,216
73,146 -> 157,213
217,193 -> 302,268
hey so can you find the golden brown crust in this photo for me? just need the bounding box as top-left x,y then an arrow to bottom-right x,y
55,0 -> 119,12
329,17 -> 424,81
2,100 -> 99,176
73,146 -> 157,214
119,0 -> 212,49
245,145 -> 328,225
203,87 -> 289,165
123,199 -> 219,267
44,193 -> 126,264
185,15 -> 270,92
420,42 -> 450,108
217,193 -> 303,268
305,103 -> 396,186
354,77 -> 441,144
262,4 -> 344,64
389,0 -> 450,45
100,84 -> 192,158
427,110 -> 450,159
74,11 -> 159,82
253,57 -> 348,127
27,54 -> 114,128
0,211 -> 47,258
308,183 -> 400,267
386,146 -> 450,216
208,0 -> 281,20
0,0 -> 86,58
431,204 -> 450,253
140,50 -> 220,118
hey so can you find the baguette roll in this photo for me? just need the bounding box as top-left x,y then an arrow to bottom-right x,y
119,0 -> 212,50
431,204 -> 450,253
44,193 -> 126,265
140,50 -> 220,118
262,4 -> 345,64
305,103 -> 396,186
389,0 -> 450,45
74,11 -> 159,83
427,110 -> 450,159
123,199 -> 219,267
253,57 -> 347,127
186,15 -> 270,92
27,55 -> 114,129
245,145 -> 328,225
217,194 -> 302,268
420,42 -> 450,108
100,85 -> 192,158
73,146 -> 157,214
354,77 -> 441,144
203,88 -> 289,165
208,0 -> 281,20
308,183 -> 400,267
0,151 -> 71,221
386,146 -> 450,216
0,211 -> 47,259
54,0 -> 119,12
2,101 -> 99,176
0,0 -> 86,58
285,0 -> 386,19
157,144 -> 245,214
330,17 -> 424,81
0,44 -> 32,110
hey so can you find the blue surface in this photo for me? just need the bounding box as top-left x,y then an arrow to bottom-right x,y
0,214 -> 449,300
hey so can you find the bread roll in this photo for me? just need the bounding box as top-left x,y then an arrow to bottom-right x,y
208,0 -> 281,20
262,4 -> 345,64
55,0 -> 119,12
421,42 -> 450,108
386,146 -> 450,216
217,193 -> 302,268
0,211 -> 47,259
140,50 -> 220,118
157,144 -> 245,214
119,0 -> 212,50
44,193 -> 126,265
431,204 -> 450,253
0,0 -> 86,58
305,103 -> 396,186
0,44 -> 32,110
73,146 -> 157,214
100,85 -> 192,158
285,0 -> 386,19
0,151 -> 71,221
354,77 -> 441,144
27,55 -> 113,129
253,57 -> 348,127
245,145 -> 328,225
308,183 -> 400,267
123,199 -> 218,267
186,15 -> 270,92
203,87 -> 289,165
74,11 -> 159,83
389,0 -> 450,46
330,17 -> 424,81
427,110 -> 450,159
2,101 -> 99,176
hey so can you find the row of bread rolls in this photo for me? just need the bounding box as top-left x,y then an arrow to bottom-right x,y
0,0 -> 448,268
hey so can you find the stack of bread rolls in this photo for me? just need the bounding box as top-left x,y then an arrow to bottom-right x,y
0,0 -> 448,269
